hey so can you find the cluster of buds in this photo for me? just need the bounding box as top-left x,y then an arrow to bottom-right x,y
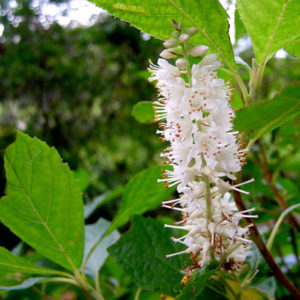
149,22 -> 257,273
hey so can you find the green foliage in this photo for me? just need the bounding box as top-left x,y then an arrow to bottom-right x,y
285,38 -> 300,57
108,216 -> 187,296
132,101 -> 155,124
234,83 -> 300,142
90,0 -> 235,66
107,165 -> 175,235
237,0 -> 300,63
0,246 -> 58,287
0,132 -> 84,270
176,263 -> 219,300
83,218 -> 120,279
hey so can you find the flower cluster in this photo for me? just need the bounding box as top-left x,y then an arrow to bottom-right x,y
149,25 -> 256,273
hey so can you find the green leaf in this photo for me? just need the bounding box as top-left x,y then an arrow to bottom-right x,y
74,168 -> 90,192
177,263 -> 219,300
0,132 -> 84,271
285,37 -> 300,57
83,218 -> 120,279
0,277 -> 48,291
0,246 -> 59,288
234,9 -> 247,42
84,186 -> 124,219
108,216 -> 187,296
234,83 -> 300,143
132,101 -> 155,124
90,0 -> 235,67
106,166 -> 175,235
252,278 -> 277,300
237,0 -> 300,63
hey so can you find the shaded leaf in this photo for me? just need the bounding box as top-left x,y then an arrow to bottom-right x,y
0,277 -> 48,291
237,0 -> 300,63
83,218 -> 120,279
252,277 -> 276,300
234,9 -> 247,42
90,0 -> 235,67
84,186 -> 124,219
108,216 -> 187,296
107,166 -> 175,235
0,246 -> 58,287
0,132 -> 84,271
234,83 -> 300,142
132,101 -> 155,124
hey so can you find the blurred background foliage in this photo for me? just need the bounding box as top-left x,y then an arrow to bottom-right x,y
0,0 -> 299,299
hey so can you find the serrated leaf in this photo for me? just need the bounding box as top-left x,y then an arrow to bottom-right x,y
132,101 -> 155,124
90,0 -> 235,67
83,218 -> 120,279
237,0 -> 300,63
0,132 -> 84,271
0,246 -> 58,288
234,83 -> 300,142
108,216 -> 187,296
106,166 -> 175,235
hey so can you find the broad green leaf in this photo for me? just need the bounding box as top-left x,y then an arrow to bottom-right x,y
132,101 -> 155,124
177,262 -> 219,300
0,246 -> 59,287
108,216 -> 187,296
84,186 -> 124,219
285,38 -> 300,57
234,83 -> 300,143
237,0 -> 300,63
90,0 -> 235,67
0,132 -> 84,271
106,166 -> 175,235
83,218 -> 120,279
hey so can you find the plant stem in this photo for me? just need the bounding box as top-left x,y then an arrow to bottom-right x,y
232,183 -> 300,299
258,140 -> 300,231
134,288 -> 142,300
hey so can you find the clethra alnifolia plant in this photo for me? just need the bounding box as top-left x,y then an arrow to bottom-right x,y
149,21 -> 257,274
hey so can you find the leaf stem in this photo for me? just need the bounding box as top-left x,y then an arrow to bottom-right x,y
134,288 -> 142,300
258,140 -> 300,231
232,180 -> 300,299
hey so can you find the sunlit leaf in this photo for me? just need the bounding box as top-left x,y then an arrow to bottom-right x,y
90,0 -> 235,67
0,132 -> 84,271
237,0 -> 300,63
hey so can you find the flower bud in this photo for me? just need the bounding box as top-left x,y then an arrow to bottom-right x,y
189,45 -> 209,57
186,27 -> 198,37
179,33 -> 190,43
160,49 -> 178,59
175,58 -> 188,69
163,38 -> 178,48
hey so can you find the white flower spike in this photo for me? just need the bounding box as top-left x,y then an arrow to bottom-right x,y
149,27 -> 255,274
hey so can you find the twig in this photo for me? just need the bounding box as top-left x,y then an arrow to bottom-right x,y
232,187 -> 300,299
258,140 -> 300,232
